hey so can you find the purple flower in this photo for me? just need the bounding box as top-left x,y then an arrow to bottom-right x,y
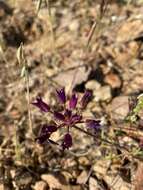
54,111 -> 65,121
36,124 -> 57,144
32,97 -> 50,112
62,133 -> 72,150
71,114 -> 82,124
64,109 -> 72,119
80,91 -> 92,108
86,119 -> 101,130
41,124 -> 57,134
33,88 -> 101,149
56,88 -> 66,104
69,94 -> 78,109
35,133 -> 50,144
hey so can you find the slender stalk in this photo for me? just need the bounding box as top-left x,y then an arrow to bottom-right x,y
85,0 -> 108,50
0,47 -> 8,65
73,125 -> 130,152
86,22 -> 97,50
17,43 -> 33,138
14,123 -> 21,161
25,69 -> 33,137
114,126 -> 143,138
69,1 -> 109,92
36,0 -> 55,53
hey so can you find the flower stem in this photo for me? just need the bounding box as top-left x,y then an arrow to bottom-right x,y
73,125 -> 129,152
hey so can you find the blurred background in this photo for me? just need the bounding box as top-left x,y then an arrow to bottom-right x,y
0,0 -> 143,189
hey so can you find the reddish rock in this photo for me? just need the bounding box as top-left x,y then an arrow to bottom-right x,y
104,72 -> 121,88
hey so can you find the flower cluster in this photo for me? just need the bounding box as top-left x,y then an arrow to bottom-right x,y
32,88 -> 101,150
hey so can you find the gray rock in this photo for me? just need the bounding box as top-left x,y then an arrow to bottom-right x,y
85,80 -> 101,90
93,85 -> 112,102
110,96 -> 129,121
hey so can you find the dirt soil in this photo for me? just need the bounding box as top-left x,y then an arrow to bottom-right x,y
1,0 -> 143,190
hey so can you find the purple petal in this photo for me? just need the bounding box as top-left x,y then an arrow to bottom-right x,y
41,124 -> 57,134
54,111 -> 65,121
35,133 -> 50,144
56,88 -> 66,104
86,119 -> 101,130
32,97 -> 50,112
64,109 -> 72,119
62,133 -> 72,150
69,94 -> 78,109
80,91 -> 92,108
71,114 -> 82,124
